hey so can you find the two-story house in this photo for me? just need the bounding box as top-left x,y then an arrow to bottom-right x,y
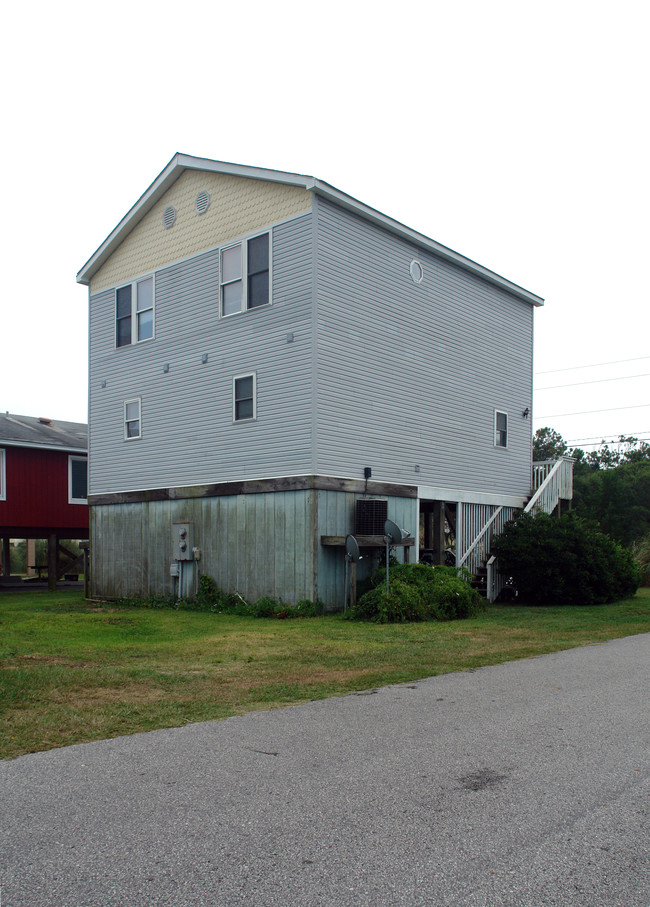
77,154 -> 544,606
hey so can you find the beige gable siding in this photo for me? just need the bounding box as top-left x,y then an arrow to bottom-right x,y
90,170 -> 312,293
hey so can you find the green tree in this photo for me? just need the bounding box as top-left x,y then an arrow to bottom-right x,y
533,427 -> 568,461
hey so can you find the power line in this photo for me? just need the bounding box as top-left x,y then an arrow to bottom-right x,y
535,403 -> 650,419
535,355 -> 650,376
565,430 -> 650,443
536,372 -> 650,391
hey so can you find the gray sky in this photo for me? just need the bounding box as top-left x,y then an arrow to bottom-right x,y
2,0 -> 648,450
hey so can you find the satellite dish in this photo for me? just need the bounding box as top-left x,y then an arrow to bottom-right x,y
383,520 -> 411,595
345,534 -> 361,562
384,519 -> 410,545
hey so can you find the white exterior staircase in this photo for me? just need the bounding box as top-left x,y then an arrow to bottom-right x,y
457,457 -> 575,602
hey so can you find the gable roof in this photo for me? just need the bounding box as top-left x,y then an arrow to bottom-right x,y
0,413 -> 87,454
76,153 -> 543,306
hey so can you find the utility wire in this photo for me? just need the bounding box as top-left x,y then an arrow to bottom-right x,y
535,403 -> 650,418
535,355 -> 650,375
566,430 -> 650,443
536,372 -> 650,391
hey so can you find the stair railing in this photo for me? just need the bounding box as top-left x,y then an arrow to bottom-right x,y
525,456 -> 575,516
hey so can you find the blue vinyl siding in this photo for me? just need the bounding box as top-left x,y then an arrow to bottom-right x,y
313,197 -> 533,499
88,214 -> 314,495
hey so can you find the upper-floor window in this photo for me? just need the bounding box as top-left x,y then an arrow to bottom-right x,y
0,448 -> 5,501
221,233 -> 270,316
233,373 -> 256,421
124,398 -> 142,440
116,276 -> 154,347
68,456 -> 88,504
495,410 -> 508,448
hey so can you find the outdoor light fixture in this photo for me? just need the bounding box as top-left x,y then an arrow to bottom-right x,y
522,407 -> 530,418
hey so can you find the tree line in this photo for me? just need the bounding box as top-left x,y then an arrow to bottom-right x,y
533,427 -> 650,547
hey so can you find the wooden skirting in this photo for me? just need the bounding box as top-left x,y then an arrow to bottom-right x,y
89,475 -> 418,507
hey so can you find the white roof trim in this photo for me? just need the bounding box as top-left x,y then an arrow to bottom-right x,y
0,440 -> 87,455
76,153 -> 544,306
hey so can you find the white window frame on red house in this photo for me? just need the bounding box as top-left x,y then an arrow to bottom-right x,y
0,448 -> 5,501
68,455 -> 88,504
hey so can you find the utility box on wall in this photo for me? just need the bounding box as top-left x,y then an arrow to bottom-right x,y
172,522 -> 193,561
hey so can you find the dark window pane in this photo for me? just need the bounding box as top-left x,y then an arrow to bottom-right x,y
497,412 -> 507,432
235,399 -> 253,420
126,420 -> 140,438
71,459 -> 87,499
235,376 -> 253,401
116,285 -> 132,318
116,315 -> 132,347
248,234 -> 269,274
248,271 -> 269,308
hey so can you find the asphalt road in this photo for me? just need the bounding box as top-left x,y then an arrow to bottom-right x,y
1,634 -> 649,906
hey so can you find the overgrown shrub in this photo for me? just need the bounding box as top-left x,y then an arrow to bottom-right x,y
350,579 -> 428,623
493,511 -> 641,605
631,533 -> 650,586
139,575 -> 324,619
348,563 -> 484,623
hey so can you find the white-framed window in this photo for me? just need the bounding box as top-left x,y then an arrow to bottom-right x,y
233,373 -> 256,422
116,275 -> 154,347
495,410 -> 508,448
0,448 -> 6,501
124,398 -> 142,440
220,232 -> 270,316
68,455 -> 88,504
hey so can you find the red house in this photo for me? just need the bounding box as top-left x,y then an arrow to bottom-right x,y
0,413 -> 88,588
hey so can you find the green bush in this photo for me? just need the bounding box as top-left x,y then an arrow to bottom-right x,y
184,576 -> 323,618
631,533 -> 650,586
350,579 -> 428,623
493,511 -> 641,605
349,563 -> 484,623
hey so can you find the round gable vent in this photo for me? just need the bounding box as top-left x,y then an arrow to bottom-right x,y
410,259 -> 424,283
195,190 -> 211,215
163,205 -> 177,229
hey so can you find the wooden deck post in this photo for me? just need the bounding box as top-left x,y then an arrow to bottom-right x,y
1,537 -> 10,576
47,533 -> 57,592
431,501 -> 446,565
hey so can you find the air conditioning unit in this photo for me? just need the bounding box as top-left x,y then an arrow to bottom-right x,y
355,499 -> 387,535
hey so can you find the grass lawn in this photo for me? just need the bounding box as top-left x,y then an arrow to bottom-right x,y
2,587 -> 649,760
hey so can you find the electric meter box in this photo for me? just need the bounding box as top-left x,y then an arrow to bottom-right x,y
172,522 -> 193,561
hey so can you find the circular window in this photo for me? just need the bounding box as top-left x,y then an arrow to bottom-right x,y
410,260 -> 424,283
163,205 -> 177,229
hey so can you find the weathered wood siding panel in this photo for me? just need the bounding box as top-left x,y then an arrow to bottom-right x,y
313,198 -> 533,499
90,490 -> 316,603
88,214 -> 314,495
315,490 -> 417,608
